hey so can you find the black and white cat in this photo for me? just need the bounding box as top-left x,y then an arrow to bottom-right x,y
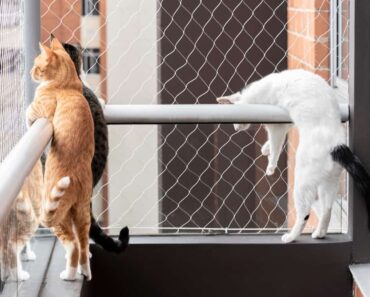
62,42 -> 129,252
217,69 -> 370,243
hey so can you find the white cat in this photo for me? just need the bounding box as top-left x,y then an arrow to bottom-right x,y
217,69 -> 370,243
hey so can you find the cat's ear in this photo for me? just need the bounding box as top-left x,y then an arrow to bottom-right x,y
39,42 -> 53,58
217,97 -> 237,104
50,37 -> 64,50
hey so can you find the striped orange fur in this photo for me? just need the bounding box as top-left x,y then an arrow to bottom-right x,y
26,37 -> 94,281
0,161 -> 42,281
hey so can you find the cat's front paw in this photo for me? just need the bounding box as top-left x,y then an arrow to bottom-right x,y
25,106 -> 34,129
18,270 -> 30,281
281,233 -> 295,243
8,268 -> 30,281
261,142 -> 270,156
26,250 -> 36,261
60,267 -> 77,281
266,165 -> 276,176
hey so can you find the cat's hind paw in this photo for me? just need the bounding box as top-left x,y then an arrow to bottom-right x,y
60,267 -> 77,281
266,165 -> 276,176
281,233 -> 296,243
79,263 -> 92,281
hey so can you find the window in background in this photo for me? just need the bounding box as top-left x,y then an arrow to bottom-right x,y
331,0 -> 349,99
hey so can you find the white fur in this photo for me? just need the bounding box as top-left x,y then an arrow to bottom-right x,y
80,68 -> 91,88
60,267 -> 77,281
45,200 -> 59,211
60,241 -> 78,281
57,176 -> 70,188
8,268 -> 30,281
50,176 -> 70,199
79,263 -> 92,281
7,244 -> 30,281
51,188 -> 64,198
217,69 -> 345,243
22,241 -> 36,261
16,200 -> 30,212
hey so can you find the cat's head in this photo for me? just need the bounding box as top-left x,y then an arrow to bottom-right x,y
31,37 -> 77,83
216,92 -> 251,131
62,42 -> 82,76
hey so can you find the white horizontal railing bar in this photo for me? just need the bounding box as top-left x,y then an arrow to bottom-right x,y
0,118 -> 53,224
0,103 -> 349,225
104,104 -> 349,124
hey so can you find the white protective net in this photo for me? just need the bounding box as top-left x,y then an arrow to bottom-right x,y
0,0 -> 24,161
40,0 -> 349,235
0,0 -> 26,291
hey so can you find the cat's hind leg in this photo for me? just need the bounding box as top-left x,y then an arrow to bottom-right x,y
312,177 -> 340,239
73,203 -> 92,281
7,242 -> 30,281
54,213 -> 79,281
282,178 -> 318,243
264,124 -> 291,175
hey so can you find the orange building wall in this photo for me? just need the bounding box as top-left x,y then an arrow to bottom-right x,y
40,0 -> 81,43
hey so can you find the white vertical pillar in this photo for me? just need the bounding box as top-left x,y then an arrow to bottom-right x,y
106,0 -> 159,234
24,0 -> 40,105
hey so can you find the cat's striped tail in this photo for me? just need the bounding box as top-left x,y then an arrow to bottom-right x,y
42,176 -> 70,226
331,144 -> 370,229
51,176 -> 70,199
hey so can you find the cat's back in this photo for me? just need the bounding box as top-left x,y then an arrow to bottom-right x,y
279,69 -> 336,106
52,89 -> 94,156
276,69 -> 341,124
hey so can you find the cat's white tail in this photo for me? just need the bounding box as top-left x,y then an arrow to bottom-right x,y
51,176 -> 70,199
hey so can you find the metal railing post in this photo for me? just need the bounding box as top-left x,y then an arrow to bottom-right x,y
24,0 -> 40,105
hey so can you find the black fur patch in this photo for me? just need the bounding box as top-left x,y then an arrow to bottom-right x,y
90,218 -> 129,253
62,42 -> 129,253
304,214 -> 310,221
331,144 -> 370,229
62,42 -> 82,75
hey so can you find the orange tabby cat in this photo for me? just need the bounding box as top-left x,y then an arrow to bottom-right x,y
26,37 -> 94,281
0,161 -> 42,281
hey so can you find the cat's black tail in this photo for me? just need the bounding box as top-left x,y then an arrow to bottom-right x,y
331,144 -> 370,228
89,215 -> 129,253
